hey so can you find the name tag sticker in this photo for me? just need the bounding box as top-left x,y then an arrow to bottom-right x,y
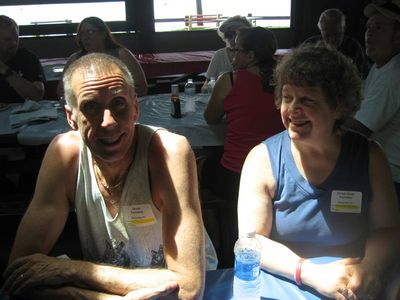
126,204 -> 157,227
330,190 -> 362,213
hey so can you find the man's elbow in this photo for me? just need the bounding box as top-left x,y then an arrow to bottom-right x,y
178,282 -> 204,300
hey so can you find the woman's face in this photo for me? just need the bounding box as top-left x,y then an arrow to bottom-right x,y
78,22 -> 106,52
231,36 -> 252,69
280,84 -> 339,144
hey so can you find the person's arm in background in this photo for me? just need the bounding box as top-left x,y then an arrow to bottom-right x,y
201,50 -> 219,93
346,142 -> 400,299
0,58 -> 44,101
238,144 -> 361,300
203,71 -> 232,124
118,48 -> 148,97
347,70 -> 399,138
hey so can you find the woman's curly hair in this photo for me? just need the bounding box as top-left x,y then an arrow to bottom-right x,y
274,44 -> 362,130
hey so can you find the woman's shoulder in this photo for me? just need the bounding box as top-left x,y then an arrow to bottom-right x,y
263,130 -> 287,147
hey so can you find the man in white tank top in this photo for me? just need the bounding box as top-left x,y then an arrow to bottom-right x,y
4,53 -> 217,299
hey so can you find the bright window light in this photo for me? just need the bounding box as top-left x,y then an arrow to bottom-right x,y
154,0 -> 291,32
1,2 -> 126,26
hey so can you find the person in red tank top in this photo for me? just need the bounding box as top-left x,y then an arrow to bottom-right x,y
201,27 -> 284,267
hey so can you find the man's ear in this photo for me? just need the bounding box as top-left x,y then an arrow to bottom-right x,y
65,105 -> 78,130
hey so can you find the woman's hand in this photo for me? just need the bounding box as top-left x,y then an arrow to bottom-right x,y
302,257 -> 361,300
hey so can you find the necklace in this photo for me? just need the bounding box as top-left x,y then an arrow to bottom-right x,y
93,161 -> 128,196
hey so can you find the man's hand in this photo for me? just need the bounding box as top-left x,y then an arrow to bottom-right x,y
2,253 -> 72,296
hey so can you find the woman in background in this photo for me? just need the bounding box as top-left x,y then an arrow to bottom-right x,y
57,16 -> 147,97
238,45 -> 400,299
201,26 -> 284,267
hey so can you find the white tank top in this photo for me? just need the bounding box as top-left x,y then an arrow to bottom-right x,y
75,124 -> 217,269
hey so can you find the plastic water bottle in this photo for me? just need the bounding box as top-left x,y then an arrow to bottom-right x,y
184,78 -> 196,96
233,232 -> 261,300
207,77 -> 216,94
184,78 -> 196,113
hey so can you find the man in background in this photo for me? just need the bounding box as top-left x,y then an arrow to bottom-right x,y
0,15 -> 45,103
348,1 -> 400,208
303,8 -> 370,78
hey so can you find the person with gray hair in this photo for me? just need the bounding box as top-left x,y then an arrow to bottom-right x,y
201,15 -> 252,92
2,53 -> 217,299
0,15 -> 45,103
303,8 -> 369,78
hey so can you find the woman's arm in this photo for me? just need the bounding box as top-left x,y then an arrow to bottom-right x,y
203,72 -> 232,124
238,144 -> 360,299
118,48 -> 148,96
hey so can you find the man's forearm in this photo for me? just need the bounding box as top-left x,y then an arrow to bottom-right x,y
70,260 -> 177,296
5,73 -> 44,100
23,285 -> 125,300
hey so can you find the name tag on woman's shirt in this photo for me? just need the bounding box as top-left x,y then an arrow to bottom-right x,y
330,190 -> 362,213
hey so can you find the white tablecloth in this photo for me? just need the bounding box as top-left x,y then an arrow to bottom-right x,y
138,94 -> 225,148
0,95 -> 225,148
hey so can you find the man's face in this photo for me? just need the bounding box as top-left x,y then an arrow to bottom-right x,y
0,24 -> 19,61
365,13 -> 400,67
319,21 -> 345,49
67,64 -> 138,163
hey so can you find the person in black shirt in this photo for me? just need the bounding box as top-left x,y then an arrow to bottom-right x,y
0,15 -> 45,103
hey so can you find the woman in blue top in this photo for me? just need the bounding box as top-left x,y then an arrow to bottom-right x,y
238,45 -> 400,299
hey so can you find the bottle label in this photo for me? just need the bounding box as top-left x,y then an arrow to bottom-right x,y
234,249 -> 260,281
171,95 -> 181,118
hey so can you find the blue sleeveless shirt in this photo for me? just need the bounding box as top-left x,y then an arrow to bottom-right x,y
263,130 -> 371,258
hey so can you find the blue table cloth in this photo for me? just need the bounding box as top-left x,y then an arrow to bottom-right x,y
204,257 -> 339,300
